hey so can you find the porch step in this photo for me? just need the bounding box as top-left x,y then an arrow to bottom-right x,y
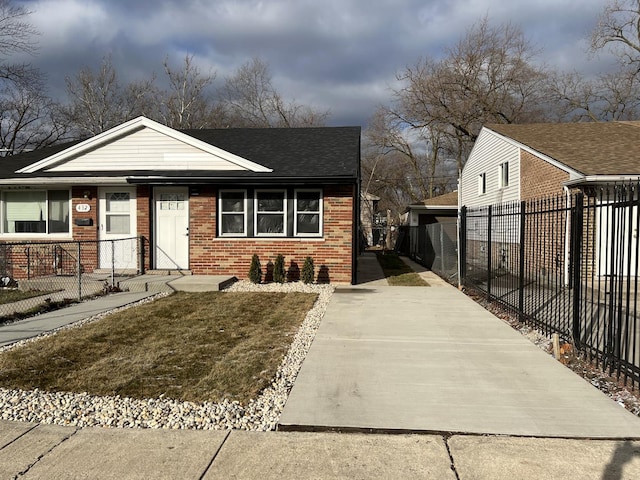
168,275 -> 238,292
116,275 -> 177,294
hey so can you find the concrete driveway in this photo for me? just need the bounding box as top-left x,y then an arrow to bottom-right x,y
279,279 -> 640,438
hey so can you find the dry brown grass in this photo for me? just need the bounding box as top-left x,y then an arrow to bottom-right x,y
0,289 -> 53,305
376,253 -> 429,286
0,291 -> 317,404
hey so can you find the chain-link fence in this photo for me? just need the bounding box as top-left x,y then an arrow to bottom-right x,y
397,222 -> 458,283
0,237 -> 147,320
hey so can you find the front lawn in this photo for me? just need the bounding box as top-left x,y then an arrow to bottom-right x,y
0,291 -> 317,404
0,289 -> 53,305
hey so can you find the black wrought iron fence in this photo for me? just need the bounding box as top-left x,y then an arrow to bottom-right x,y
460,183 -> 640,387
0,236 -> 147,319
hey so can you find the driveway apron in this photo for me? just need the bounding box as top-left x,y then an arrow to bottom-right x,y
279,284 -> 640,438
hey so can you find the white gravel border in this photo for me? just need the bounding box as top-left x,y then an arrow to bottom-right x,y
0,281 -> 333,431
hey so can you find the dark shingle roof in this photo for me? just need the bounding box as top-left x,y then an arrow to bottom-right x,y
0,127 -> 361,182
487,122 -> 640,176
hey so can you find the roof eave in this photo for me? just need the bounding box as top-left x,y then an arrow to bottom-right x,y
125,175 -> 358,185
564,175 -> 640,187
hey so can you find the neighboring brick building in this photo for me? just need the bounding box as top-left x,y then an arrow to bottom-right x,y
0,117 -> 361,284
460,121 -> 640,285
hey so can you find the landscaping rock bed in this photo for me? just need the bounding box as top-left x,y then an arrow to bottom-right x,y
0,281 -> 334,431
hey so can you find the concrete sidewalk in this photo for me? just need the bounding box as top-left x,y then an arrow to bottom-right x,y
280,272 -> 640,437
2,420 -> 639,479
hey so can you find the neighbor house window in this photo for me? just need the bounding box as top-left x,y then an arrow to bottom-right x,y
499,162 -> 509,188
478,173 -> 487,195
255,190 -> 286,236
2,189 -> 70,234
219,190 -> 247,236
294,189 -> 322,236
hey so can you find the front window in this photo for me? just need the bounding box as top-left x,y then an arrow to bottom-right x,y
255,190 -> 286,236
219,190 -> 247,236
2,189 -> 70,235
295,189 -> 322,236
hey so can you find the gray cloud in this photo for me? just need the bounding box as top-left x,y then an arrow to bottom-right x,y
15,0 -> 615,126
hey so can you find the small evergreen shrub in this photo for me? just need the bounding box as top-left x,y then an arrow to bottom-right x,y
248,254 -> 262,284
274,254 -> 285,283
301,256 -> 314,284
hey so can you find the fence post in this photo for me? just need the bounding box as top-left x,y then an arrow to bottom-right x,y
439,224 -> 446,273
487,205 -> 492,297
518,201 -> 526,321
571,192 -> 584,347
111,240 -> 116,288
139,236 -> 146,274
77,241 -> 82,301
458,206 -> 467,287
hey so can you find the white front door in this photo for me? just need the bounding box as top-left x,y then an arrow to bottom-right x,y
98,187 -> 138,270
154,187 -> 189,269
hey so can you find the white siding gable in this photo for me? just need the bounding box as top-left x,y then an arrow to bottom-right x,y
48,127 -> 248,172
460,128 -> 520,208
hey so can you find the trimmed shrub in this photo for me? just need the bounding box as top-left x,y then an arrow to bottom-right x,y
274,254 -> 285,283
301,256 -> 314,284
248,254 -> 262,284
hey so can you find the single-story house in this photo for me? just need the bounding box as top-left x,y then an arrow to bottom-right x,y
459,121 -> 640,282
460,121 -> 640,206
0,117 -> 361,284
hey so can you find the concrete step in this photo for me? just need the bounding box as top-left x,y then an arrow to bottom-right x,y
168,275 -> 238,292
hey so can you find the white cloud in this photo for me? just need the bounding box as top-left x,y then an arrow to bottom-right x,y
11,0 -> 624,126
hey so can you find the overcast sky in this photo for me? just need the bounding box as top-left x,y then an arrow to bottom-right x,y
14,0 -> 616,127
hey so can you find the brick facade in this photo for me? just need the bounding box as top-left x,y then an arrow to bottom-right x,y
1,183 -> 356,284
189,185 -> 354,284
520,151 -> 570,200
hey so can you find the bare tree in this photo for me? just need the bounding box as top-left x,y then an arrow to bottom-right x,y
0,75 -> 69,154
393,18 -> 550,171
546,1 -> 640,122
0,0 -> 70,155
222,57 -> 329,127
62,55 -> 156,137
592,0 -> 640,68
549,68 -> 640,121
159,54 -> 225,129
0,0 -> 37,82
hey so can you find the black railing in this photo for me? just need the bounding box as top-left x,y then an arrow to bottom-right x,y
460,184 -> 640,387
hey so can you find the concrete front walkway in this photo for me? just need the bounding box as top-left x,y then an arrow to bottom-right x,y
2,420 -> 640,479
279,279 -> 640,438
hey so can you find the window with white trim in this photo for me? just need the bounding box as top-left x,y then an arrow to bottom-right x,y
255,190 -> 286,236
294,189 -> 322,236
219,189 -> 247,236
478,173 -> 487,195
1,189 -> 70,235
499,162 -> 509,188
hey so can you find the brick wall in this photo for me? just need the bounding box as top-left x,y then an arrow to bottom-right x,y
189,185 -> 355,283
520,151 -> 570,200
136,185 -> 151,271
